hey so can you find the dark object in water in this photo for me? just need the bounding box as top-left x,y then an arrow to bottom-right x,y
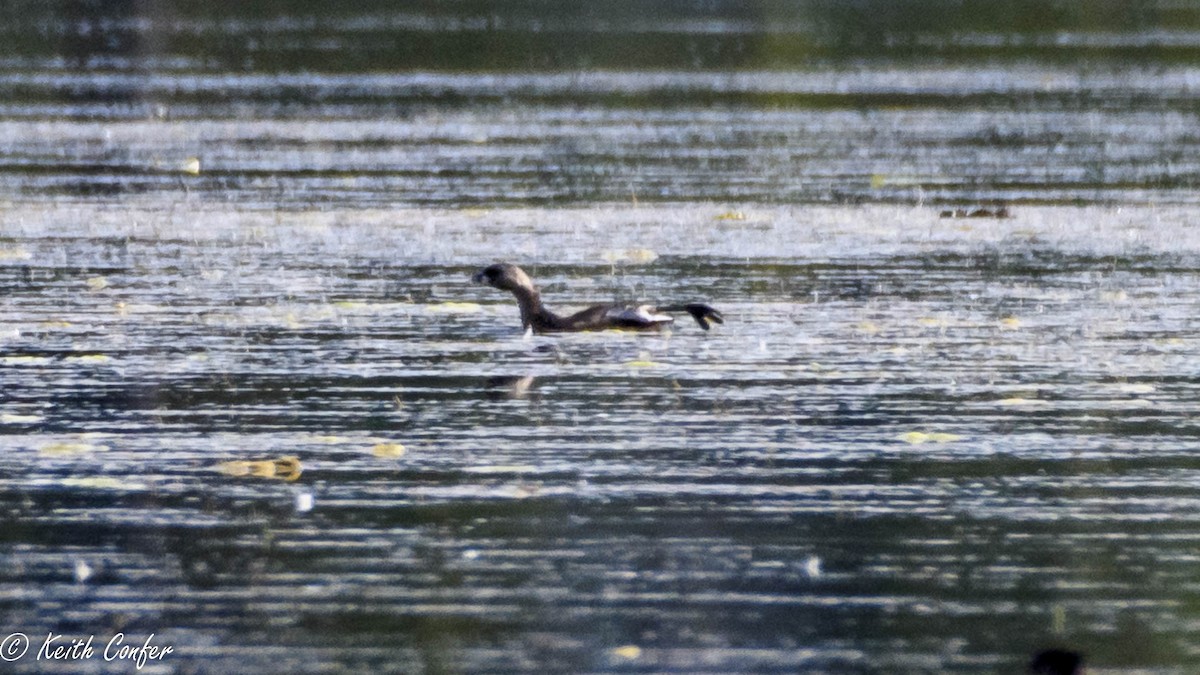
939,206 -> 1012,219
472,263 -> 723,333
1028,648 -> 1084,675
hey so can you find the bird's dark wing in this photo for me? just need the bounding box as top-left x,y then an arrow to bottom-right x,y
555,304 -> 673,331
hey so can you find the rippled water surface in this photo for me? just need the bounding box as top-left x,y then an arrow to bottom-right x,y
4,2 -> 1200,673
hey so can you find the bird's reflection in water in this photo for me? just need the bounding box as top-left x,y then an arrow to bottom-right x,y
485,375 -> 538,400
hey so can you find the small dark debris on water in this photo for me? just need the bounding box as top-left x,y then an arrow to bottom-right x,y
1028,648 -> 1084,675
939,206 -> 1012,219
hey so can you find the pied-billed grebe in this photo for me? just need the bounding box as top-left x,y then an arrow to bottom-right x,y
472,263 -> 723,333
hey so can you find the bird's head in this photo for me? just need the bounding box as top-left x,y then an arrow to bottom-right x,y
472,263 -> 535,293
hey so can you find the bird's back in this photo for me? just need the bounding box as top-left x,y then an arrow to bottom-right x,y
549,304 -> 673,331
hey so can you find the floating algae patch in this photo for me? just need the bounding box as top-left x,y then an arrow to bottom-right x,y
601,248 -> 659,264
428,302 -> 482,313
38,441 -> 109,456
63,354 -> 112,364
370,442 -> 407,459
1113,383 -> 1156,394
59,476 -> 144,490
897,431 -> 964,445
461,465 -> 540,474
994,397 -> 1052,407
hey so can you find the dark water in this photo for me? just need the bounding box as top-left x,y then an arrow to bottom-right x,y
3,2 -> 1200,673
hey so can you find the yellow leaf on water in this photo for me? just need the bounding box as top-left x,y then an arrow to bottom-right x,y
371,442 -> 407,459
216,456 -> 303,482
999,317 -> 1021,330
714,210 -> 746,221
39,320 -> 73,329
85,276 -> 109,291
624,359 -> 663,368
611,645 -> 642,660
181,157 -> 201,175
